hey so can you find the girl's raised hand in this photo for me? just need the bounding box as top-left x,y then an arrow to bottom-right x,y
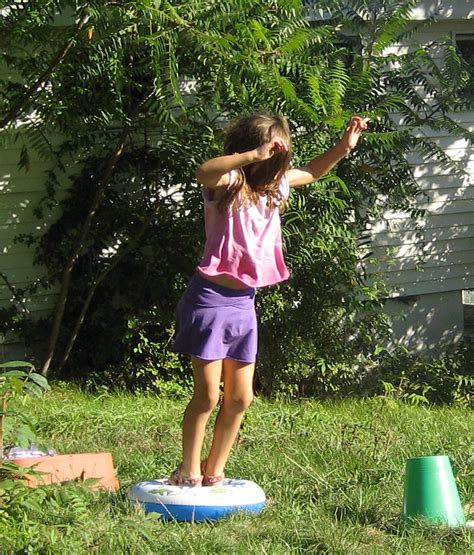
340,116 -> 369,152
254,137 -> 288,161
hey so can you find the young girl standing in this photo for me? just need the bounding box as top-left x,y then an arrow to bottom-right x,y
170,113 -> 368,486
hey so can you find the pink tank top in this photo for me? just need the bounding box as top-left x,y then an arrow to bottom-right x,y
196,171 -> 291,288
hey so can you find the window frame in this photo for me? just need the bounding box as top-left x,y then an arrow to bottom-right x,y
454,33 -> 474,109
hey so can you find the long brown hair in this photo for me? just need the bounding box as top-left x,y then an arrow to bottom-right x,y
218,113 -> 292,212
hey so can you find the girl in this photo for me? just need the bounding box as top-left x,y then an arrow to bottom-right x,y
170,113 -> 368,486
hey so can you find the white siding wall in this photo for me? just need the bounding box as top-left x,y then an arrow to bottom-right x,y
304,0 -> 474,23
410,1 -> 474,20
384,291 -> 464,354
0,138 -> 68,357
369,127 -> 474,297
370,18 -> 474,353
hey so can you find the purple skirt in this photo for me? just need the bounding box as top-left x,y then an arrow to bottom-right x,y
171,273 -> 258,363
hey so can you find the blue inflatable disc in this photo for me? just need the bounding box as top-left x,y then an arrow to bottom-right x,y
128,478 -> 266,522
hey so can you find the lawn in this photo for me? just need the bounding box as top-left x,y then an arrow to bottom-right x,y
1,384 -> 473,554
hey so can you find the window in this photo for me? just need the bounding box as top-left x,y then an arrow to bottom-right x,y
462,289 -> 474,344
455,34 -> 474,108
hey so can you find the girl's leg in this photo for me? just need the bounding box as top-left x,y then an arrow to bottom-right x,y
205,358 -> 255,477
180,356 -> 223,478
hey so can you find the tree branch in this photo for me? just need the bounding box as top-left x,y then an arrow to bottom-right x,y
0,272 -> 30,315
55,206 -> 159,373
39,127 -> 129,377
0,10 -> 90,130
39,83 -> 155,378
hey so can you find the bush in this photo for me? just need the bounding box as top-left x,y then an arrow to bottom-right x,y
2,2 -> 471,395
360,343 -> 474,406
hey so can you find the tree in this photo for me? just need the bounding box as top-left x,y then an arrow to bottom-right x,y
1,1 -> 472,393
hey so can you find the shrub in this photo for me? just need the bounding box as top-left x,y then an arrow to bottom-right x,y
2,2 -> 471,396
360,344 -> 474,406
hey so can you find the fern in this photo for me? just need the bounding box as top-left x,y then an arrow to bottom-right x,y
325,59 -> 351,116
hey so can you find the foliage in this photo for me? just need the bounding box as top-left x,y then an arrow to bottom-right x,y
1,1 -> 473,393
363,343 -> 474,407
0,360 -> 50,456
83,310 -> 193,397
0,360 -> 51,531
255,0 -> 473,396
257,180 -> 393,396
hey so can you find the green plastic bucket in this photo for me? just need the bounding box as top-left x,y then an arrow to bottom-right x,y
402,455 -> 466,527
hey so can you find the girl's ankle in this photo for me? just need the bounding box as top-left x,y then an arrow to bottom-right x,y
180,465 -> 201,479
169,464 -> 203,487
204,464 -> 224,476
201,459 -> 225,486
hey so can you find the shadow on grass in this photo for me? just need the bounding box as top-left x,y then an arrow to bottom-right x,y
333,503 -> 471,553
332,503 -> 383,526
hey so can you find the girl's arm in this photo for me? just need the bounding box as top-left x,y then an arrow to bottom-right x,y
287,116 -> 368,188
195,139 -> 288,188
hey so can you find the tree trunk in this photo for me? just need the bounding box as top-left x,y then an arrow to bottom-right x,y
40,129 -> 129,377
55,212 -> 156,374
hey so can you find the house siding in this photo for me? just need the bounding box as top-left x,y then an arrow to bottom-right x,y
1,139 -> 68,353
368,17 -> 474,353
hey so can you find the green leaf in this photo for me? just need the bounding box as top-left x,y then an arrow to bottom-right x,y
0,361 -> 34,369
0,370 -> 29,379
28,373 -> 50,391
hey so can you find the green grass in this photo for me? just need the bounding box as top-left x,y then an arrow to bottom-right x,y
2,384 -> 473,554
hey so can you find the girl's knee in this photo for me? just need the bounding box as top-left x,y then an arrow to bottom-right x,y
191,390 -> 220,413
224,392 -> 254,413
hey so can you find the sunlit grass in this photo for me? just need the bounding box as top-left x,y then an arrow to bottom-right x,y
2,384 -> 473,554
